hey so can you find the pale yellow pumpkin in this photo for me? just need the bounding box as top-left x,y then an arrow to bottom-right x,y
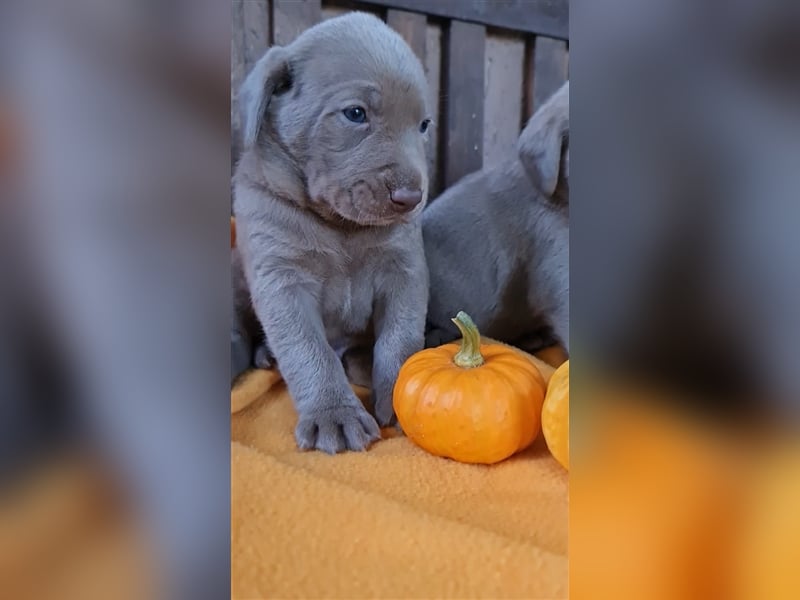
542,360 -> 569,469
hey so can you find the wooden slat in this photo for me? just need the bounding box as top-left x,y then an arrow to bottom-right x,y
321,5 -> 350,21
242,0 -> 270,71
386,9 -> 427,64
323,4 -> 384,21
525,35 -> 569,119
363,0 -> 567,40
231,1 -> 246,92
273,0 -> 322,46
443,20 -> 485,188
231,0 -> 246,164
483,32 -> 526,169
425,22 -> 442,196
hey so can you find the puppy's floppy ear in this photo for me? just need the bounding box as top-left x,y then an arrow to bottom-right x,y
518,82 -> 569,197
239,46 -> 291,148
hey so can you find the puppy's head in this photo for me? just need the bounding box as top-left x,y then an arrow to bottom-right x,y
239,12 -> 431,226
519,81 -> 569,201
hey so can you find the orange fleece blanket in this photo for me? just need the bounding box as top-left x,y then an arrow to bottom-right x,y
231,344 -> 569,599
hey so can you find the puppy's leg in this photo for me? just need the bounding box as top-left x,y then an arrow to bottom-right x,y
552,304 -> 569,354
532,254 -> 569,355
232,247 -> 274,377
252,280 -> 381,453
231,250 -> 255,383
372,267 -> 428,426
550,286 -> 570,354
231,304 -> 252,385
340,345 -> 373,389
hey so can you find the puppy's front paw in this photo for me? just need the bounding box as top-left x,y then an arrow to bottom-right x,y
295,403 -> 381,454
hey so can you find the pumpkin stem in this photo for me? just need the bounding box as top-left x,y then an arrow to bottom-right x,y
451,311 -> 485,368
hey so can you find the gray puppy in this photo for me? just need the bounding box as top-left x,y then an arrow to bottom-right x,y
232,13 -> 431,453
424,82 -> 569,353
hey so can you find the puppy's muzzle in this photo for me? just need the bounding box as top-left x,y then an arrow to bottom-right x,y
389,187 -> 423,212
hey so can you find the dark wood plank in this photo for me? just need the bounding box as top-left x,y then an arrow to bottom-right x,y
443,20 -> 486,188
524,35 -> 569,119
386,9 -> 427,64
364,0 -> 567,40
242,0 -> 271,71
424,22 -> 442,196
273,0 -> 322,46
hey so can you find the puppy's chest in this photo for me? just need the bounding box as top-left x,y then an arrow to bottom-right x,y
317,254 -> 382,337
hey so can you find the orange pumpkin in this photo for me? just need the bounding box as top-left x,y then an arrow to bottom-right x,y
542,360 -> 569,469
393,311 -> 547,464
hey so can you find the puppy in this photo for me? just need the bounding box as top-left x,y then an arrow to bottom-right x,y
232,13 -> 431,453
231,247 -> 260,384
424,82 -> 569,353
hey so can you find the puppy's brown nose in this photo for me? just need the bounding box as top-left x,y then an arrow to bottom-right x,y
390,187 -> 423,210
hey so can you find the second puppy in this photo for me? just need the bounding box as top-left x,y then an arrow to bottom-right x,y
233,13 -> 431,453
424,82 -> 569,353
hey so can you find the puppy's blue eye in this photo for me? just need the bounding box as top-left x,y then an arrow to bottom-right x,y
420,119 -> 431,133
343,106 -> 367,123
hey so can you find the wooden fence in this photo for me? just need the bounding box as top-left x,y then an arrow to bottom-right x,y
231,0 -> 569,197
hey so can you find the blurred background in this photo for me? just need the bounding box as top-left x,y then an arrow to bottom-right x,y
1,0 -> 799,599
571,1 -> 800,598
1,1 -> 230,599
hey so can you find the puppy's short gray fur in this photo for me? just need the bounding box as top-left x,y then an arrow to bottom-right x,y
232,13 -> 431,453
424,82 -> 569,352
